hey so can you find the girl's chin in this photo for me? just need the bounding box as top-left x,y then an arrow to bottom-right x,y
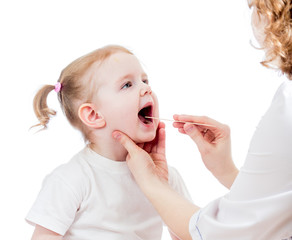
133,134 -> 156,144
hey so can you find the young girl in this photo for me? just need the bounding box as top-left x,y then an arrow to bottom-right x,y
26,45 -> 192,240
113,1 -> 292,239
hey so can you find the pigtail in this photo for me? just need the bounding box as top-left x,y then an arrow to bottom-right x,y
32,84 -> 57,129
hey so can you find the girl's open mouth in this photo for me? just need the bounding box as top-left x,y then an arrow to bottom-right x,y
138,104 -> 153,125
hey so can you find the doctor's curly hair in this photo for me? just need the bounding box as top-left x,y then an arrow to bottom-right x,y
249,0 -> 292,79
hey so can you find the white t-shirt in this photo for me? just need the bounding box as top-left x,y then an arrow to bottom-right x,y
189,80 -> 292,240
26,146 -> 191,240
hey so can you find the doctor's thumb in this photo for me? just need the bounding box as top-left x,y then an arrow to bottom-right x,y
112,131 -> 140,157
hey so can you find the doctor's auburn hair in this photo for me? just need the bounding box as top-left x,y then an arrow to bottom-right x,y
32,45 -> 133,138
249,0 -> 292,80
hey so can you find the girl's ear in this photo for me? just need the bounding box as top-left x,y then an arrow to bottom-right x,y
78,103 -> 106,129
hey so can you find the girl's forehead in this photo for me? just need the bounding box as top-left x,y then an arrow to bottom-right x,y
108,52 -> 140,64
104,52 -> 145,75
89,52 -> 146,85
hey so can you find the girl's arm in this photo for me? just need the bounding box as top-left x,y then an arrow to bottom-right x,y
31,225 -> 63,240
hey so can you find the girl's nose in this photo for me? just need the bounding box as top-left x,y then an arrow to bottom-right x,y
140,84 -> 152,96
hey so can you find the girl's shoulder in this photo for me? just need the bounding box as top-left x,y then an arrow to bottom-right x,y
44,148 -> 90,193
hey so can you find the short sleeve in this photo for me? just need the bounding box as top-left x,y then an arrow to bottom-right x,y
26,173 -> 81,235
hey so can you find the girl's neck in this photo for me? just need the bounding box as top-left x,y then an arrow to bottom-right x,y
89,138 -> 128,162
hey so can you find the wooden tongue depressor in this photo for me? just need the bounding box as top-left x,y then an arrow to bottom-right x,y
145,116 -> 214,127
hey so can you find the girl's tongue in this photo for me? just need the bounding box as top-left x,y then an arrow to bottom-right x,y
138,106 -> 153,125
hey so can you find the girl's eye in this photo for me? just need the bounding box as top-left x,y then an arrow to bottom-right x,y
143,79 -> 149,85
121,81 -> 132,89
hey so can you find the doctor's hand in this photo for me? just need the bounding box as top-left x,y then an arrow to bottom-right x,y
112,122 -> 168,189
113,122 -> 198,240
173,114 -> 238,189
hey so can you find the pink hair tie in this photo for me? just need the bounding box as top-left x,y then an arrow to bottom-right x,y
54,82 -> 62,93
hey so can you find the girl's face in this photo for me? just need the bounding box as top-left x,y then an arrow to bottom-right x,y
91,52 -> 159,143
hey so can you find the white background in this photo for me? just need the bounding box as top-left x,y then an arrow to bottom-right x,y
0,0 -> 284,239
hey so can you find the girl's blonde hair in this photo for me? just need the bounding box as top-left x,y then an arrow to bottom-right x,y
249,0 -> 292,79
32,45 -> 133,137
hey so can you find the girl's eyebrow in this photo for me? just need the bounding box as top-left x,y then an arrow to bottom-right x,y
117,74 -> 132,84
115,74 -> 132,88
116,73 -> 148,84
142,73 -> 148,79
